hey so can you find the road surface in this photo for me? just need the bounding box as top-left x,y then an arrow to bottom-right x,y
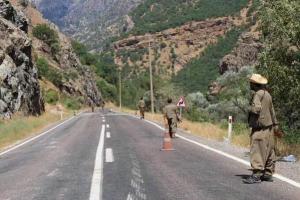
0,111 -> 299,200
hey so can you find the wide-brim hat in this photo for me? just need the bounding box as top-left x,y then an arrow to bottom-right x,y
249,74 -> 268,85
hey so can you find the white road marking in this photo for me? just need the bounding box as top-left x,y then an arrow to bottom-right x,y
138,116 -> 300,189
128,154 -> 147,200
106,132 -> 111,138
106,124 -> 109,128
0,114 -> 79,156
102,119 -> 106,123
47,169 -> 59,177
105,148 -> 114,163
89,124 -> 105,200
126,193 -> 134,200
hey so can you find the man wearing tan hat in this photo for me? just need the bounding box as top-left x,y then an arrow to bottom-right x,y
243,74 -> 279,184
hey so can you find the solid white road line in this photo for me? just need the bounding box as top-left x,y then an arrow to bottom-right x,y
89,124 -> 106,200
105,148 -> 114,163
106,132 -> 111,138
140,117 -> 300,189
0,115 -> 78,156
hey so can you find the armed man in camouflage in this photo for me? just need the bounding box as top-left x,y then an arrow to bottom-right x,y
243,74 -> 279,184
163,98 -> 181,138
137,97 -> 145,119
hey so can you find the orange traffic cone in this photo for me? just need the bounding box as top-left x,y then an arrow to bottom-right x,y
161,131 -> 175,151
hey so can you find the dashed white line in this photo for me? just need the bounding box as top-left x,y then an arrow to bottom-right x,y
106,132 -> 111,138
126,193 -> 134,200
105,148 -> 114,163
89,124 -> 105,200
106,124 -> 110,128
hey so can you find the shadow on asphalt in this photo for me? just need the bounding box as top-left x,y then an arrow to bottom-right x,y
236,174 -> 251,180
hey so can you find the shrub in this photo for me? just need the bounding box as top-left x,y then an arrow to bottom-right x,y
36,57 -> 49,78
32,24 -> 60,55
160,42 -> 167,49
45,89 -> 59,104
35,57 -> 63,87
47,69 -> 63,87
96,79 -> 117,101
19,0 -> 29,7
63,97 -> 81,110
186,92 -> 209,108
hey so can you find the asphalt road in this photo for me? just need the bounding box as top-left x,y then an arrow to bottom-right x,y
0,111 -> 299,200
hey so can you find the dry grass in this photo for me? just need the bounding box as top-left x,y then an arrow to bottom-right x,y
275,139 -> 300,157
0,105 -> 73,151
232,133 -> 250,148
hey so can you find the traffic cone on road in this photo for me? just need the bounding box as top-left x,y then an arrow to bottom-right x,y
161,131 -> 175,151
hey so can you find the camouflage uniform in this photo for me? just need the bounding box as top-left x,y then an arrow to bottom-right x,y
163,103 -> 179,138
248,89 -> 278,177
137,99 -> 145,119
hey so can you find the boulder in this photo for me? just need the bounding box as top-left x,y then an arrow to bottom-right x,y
0,0 -> 44,118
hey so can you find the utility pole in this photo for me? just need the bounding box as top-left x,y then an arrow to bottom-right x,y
119,69 -> 122,111
149,37 -> 154,115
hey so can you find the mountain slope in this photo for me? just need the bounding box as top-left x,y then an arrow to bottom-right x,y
1,0 -> 102,118
30,0 -> 144,51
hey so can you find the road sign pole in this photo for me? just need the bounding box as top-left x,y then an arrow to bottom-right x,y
179,107 -> 182,118
228,116 -> 233,143
119,70 -> 122,111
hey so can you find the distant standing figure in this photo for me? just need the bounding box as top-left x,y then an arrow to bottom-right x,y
243,74 -> 279,184
101,101 -> 105,111
137,97 -> 145,119
163,98 -> 180,138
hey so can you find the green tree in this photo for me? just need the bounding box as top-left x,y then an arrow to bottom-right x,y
258,0 -> 300,134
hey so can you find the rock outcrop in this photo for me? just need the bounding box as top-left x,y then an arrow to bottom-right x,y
12,0 -> 102,106
51,37 -> 102,105
114,17 -> 233,74
219,30 -> 262,74
0,0 -> 44,118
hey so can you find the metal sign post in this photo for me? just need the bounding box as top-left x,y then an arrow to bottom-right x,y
177,96 -> 186,118
228,116 -> 233,143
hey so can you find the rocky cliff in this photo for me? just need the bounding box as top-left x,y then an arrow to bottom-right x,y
219,25 -> 262,74
0,0 -> 102,119
114,17 -> 234,75
113,3 -> 252,76
20,0 -> 102,106
0,0 -> 44,118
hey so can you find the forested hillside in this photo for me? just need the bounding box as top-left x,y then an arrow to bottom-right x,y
130,0 -> 248,35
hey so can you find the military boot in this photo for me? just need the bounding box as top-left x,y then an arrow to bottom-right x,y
261,174 -> 274,182
243,175 -> 262,184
